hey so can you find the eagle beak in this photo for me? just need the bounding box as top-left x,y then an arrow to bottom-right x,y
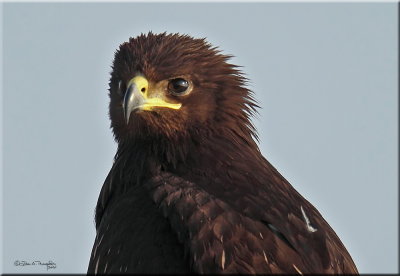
123,76 -> 182,124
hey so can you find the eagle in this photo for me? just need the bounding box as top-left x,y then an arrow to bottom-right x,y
87,32 -> 358,274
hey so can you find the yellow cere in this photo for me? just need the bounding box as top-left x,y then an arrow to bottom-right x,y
128,75 -> 149,96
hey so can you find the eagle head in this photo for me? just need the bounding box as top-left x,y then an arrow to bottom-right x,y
108,32 -> 258,148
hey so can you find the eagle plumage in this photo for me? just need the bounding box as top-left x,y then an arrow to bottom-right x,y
87,32 -> 358,274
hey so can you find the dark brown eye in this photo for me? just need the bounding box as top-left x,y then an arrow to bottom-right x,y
168,78 -> 189,95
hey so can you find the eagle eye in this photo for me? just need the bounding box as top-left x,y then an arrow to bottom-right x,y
168,78 -> 190,96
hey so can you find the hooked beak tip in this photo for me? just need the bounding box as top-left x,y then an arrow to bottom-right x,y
123,103 -> 134,125
124,112 -> 131,125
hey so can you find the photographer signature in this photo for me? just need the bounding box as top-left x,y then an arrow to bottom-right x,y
14,260 -> 56,270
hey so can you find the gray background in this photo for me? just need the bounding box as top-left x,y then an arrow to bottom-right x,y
2,2 -> 398,274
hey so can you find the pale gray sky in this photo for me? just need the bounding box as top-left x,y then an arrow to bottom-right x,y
2,2 -> 398,274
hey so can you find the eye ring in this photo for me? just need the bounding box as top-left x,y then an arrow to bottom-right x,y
167,78 -> 192,96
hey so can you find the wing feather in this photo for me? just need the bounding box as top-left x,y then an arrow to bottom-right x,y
144,172 -> 311,274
